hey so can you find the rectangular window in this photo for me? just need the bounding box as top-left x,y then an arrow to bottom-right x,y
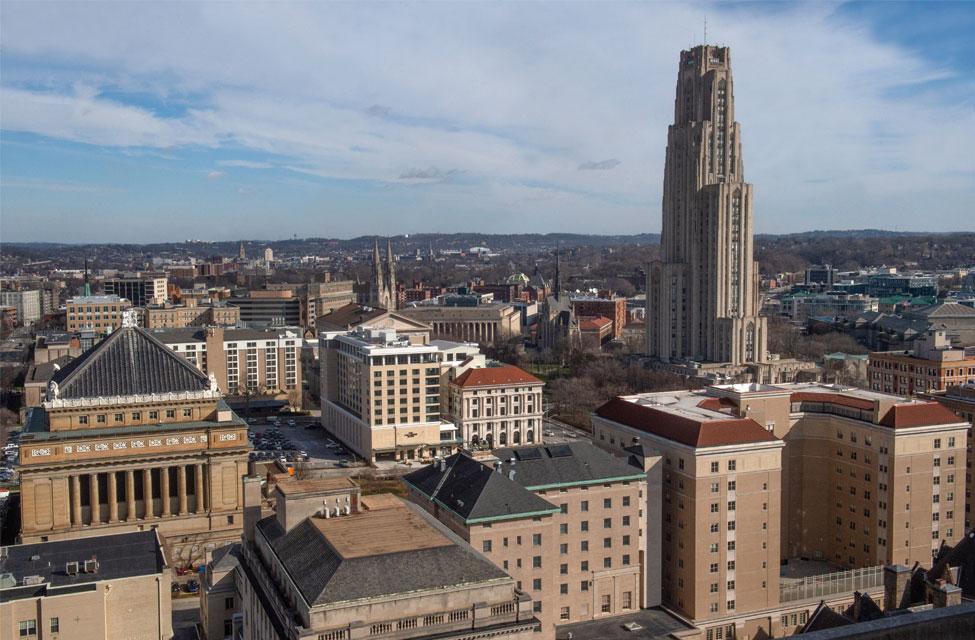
19,620 -> 37,637
50,618 -> 59,633
533,556 -> 542,568
482,540 -> 492,552
601,594 -> 611,612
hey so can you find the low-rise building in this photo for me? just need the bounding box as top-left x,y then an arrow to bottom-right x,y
446,363 -> 544,447
142,301 -> 240,328
200,543 -> 242,640
399,301 -> 522,343
404,442 -> 646,636
65,295 -> 133,333
868,328 -> 975,395
0,530 -> 173,640
235,478 -> 539,640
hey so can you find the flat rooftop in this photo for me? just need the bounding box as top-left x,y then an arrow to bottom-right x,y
310,504 -> 452,559
276,477 -> 357,496
555,607 -> 691,639
0,531 -> 164,598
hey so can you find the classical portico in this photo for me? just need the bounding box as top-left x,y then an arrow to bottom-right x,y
18,326 -> 250,562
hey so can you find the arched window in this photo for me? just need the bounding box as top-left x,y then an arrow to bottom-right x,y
526,430 -> 535,443
513,431 -> 521,444
499,431 -> 508,446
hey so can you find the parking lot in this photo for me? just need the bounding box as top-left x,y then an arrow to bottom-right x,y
1,426 -> 20,486
245,416 -> 363,471
541,417 -> 592,444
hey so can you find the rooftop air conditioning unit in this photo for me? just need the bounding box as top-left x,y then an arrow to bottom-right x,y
83,560 -> 99,574
65,562 -> 79,575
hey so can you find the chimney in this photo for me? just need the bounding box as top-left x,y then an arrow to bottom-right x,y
884,564 -> 912,611
242,475 -> 263,545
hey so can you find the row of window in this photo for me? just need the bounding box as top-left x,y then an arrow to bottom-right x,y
19,618 -> 58,636
77,407 -> 193,425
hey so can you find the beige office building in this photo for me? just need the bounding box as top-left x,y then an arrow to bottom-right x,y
399,302 -> 522,343
405,442 -> 645,637
236,478 -> 539,640
319,327 -> 480,461
0,530 -> 173,640
104,273 -> 168,306
17,326 -> 250,564
593,382 -> 969,639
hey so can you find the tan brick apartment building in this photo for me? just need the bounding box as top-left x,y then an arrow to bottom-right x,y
446,364 -> 544,447
404,443 -> 645,637
0,531 -> 173,640
17,326 -> 250,564
922,383 -> 975,531
65,295 -> 132,333
152,326 -> 303,399
592,382 -> 969,639
869,328 -> 975,395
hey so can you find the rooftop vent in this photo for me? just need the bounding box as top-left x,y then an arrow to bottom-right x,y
22,575 -> 45,586
82,560 -> 99,574
65,562 -> 79,576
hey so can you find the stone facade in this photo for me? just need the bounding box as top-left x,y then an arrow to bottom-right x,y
647,45 -> 767,369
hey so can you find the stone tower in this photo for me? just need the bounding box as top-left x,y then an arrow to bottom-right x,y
647,45 -> 767,366
370,238 -> 397,310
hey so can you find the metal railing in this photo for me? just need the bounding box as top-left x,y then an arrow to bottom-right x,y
780,565 -> 884,603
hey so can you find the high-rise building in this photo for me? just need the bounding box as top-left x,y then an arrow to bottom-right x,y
647,45 -> 767,370
592,382 -> 969,637
319,327 -> 481,462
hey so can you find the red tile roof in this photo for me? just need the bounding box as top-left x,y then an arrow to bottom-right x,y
594,397 -> 780,448
879,402 -> 964,428
579,316 -> 613,331
789,392 -> 875,411
696,397 -> 739,413
452,365 -> 543,388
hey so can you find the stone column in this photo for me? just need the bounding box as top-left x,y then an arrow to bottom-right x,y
161,466 -> 171,516
108,471 -> 119,522
143,468 -> 154,518
178,464 -> 188,515
89,473 -> 100,524
126,470 -> 136,521
71,475 -> 82,526
195,464 -> 205,513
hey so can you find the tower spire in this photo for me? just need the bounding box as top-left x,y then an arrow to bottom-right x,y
386,238 -> 397,310
83,258 -> 91,297
371,238 -> 384,307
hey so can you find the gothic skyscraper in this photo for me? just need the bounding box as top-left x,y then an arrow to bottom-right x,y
647,45 -> 767,367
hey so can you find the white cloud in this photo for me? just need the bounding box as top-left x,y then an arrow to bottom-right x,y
207,170 -> 224,180
0,1 -> 972,234
218,159 -> 274,169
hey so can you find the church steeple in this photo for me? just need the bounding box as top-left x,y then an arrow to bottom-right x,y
385,239 -> 397,311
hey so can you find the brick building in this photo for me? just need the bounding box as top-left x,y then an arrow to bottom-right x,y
404,442 -> 645,636
869,328 -> 975,395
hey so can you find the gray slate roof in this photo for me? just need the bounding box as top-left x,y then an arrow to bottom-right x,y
493,441 -> 644,490
404,453 -> 559,522
49,326 -> 210,399
0,531 -> 164,602
256,503 -> 508,606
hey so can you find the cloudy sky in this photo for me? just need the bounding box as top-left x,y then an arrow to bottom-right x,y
1,1 -> 972,243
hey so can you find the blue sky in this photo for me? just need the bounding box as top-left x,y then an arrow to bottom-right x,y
1,1 -> 972,243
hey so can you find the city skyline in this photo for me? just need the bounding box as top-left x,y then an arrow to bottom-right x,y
2,1 -> 973,243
